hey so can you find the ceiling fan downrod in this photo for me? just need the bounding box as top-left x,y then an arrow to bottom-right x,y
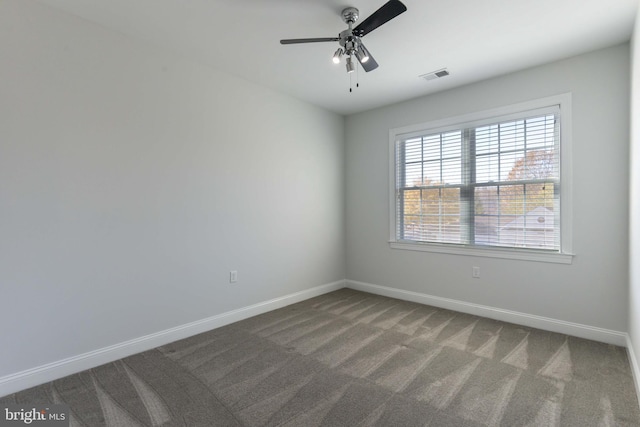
336,7 -> 366,73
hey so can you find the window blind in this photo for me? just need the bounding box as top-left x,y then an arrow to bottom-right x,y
394,107 -> 561,251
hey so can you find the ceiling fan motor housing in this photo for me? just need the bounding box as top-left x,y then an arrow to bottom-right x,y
339,30 -> 360,55
341,7 -> 359,24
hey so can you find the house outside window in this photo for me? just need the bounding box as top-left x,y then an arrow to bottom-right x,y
389,94 -> 573,264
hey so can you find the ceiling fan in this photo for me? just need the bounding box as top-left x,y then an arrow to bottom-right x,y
280,0 -> 407,74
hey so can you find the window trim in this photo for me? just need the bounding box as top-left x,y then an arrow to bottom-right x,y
388,94 -> 574,264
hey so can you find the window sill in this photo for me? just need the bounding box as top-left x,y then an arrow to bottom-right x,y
389,241 -> 574,264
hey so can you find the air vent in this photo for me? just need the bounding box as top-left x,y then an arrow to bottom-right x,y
420,68 -> 450,81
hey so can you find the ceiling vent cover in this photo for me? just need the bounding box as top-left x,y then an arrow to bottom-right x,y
420,68 -> 450,81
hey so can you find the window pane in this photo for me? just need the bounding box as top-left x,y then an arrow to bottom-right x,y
475,116 -> 558,185
401,189 -> 421,240
474,186 -> 500,246
420,188 -> 462,244
476,153 -> 500,183
508,150 -> 556,181
423,135 -> 441,161
477,182 -> 558,250
420,189 -> 440,216
404,138 -> 422,163
499,184 -> 525,215
442,131 -> 462,156
497,202 -> 556,249
405,162 -> 422,186
399,188 -> 463,243
526,115 -> 556,149
498,120 -> 525,152
500,151 -> 518,181
442,158 -> 462,185
475,124 -> 499,154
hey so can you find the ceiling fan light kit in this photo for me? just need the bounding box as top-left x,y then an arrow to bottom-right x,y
280,0 -> 407,80
355,45 -> 370,64
346,56 -> 355,74
332,48 -> 344,64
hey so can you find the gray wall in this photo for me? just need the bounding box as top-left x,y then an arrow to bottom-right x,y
346,44 -> 630,332
0,0 -> 345,379
629,4 -> 640,380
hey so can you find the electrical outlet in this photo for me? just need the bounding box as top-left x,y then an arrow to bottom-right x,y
230,270 -> 238,283
472,266 -> 480,278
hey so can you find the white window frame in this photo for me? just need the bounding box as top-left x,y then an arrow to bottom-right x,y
389,94 -> 574,264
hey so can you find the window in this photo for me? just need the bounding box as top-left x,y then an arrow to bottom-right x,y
389,95 -> 573,263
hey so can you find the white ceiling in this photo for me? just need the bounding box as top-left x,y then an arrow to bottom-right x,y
35,0 -> 638,115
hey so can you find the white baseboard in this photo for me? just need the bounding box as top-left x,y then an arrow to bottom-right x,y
346,280 -> 627,346
0,280 -> 346,397
626,335 -> 640,410
2,278 -> 631,398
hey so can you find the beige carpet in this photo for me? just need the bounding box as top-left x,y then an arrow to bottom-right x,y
2,289 -> 640,426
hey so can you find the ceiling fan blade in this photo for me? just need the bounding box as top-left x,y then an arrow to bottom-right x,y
353,0 -> 407,37
357,47 -> 379,72
280,37 -> 340,45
